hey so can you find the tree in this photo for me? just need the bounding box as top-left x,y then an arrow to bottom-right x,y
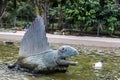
115,0 -> 120,4
1,0 -> 36,27
0,0 -> 7,21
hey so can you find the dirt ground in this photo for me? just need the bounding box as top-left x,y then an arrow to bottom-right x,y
0,31 -> 120,48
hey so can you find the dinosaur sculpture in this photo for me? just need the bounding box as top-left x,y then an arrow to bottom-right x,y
10,15 -> 79,73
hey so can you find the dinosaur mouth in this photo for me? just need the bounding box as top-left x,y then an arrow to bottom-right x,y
61,58 -> 66,60
54,58 -> 78,72
61,57 -> 78,66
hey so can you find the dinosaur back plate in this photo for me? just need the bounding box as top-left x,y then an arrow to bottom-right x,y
19,15 -> 51,57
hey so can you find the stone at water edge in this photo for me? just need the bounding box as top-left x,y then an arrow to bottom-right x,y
92,60 -> 103,70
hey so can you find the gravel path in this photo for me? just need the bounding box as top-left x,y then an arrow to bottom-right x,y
0,31 -> 120,48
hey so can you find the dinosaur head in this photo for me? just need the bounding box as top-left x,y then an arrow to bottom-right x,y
58,45 -> 79,58
57,45 -> 79,66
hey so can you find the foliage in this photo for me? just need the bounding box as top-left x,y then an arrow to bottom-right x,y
99,2 -> 120,34
1,0 -> 35,25
0,0 -> 120,36
49,0 -> 120,35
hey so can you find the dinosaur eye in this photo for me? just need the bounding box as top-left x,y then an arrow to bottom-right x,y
60,47 -> 65,53
59,47 -> 67,53
61,47 -> 67,52
62,47 -> 64,51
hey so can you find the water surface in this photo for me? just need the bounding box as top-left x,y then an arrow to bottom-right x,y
0,43 -> 120,80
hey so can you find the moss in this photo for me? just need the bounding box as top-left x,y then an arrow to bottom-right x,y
0,42 -> 120,80
0,43 -> 19,62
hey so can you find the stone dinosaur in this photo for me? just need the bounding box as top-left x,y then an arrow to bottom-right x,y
9,15 -> 79,73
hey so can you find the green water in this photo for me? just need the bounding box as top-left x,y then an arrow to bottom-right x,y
0,43 -> 120,80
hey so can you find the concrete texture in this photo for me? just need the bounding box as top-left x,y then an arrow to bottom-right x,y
0,31 -> 120,48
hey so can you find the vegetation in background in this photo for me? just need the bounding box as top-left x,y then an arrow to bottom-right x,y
0,0 -> 120,36
50,0 -> 120,36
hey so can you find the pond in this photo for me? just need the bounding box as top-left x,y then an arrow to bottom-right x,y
0,42 -> 120,80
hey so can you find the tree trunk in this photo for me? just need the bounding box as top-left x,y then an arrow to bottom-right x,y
13,0 -> 16,27
115,0 -> 120,4
37,0 -> 43,15
13,17 -> 17,27
58,0 -> 64,30
0,0 -> 7,21
0,0 -> 3,16
44,0 -> 49,29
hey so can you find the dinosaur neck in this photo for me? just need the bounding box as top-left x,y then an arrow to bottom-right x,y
56,50 -> 62,59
